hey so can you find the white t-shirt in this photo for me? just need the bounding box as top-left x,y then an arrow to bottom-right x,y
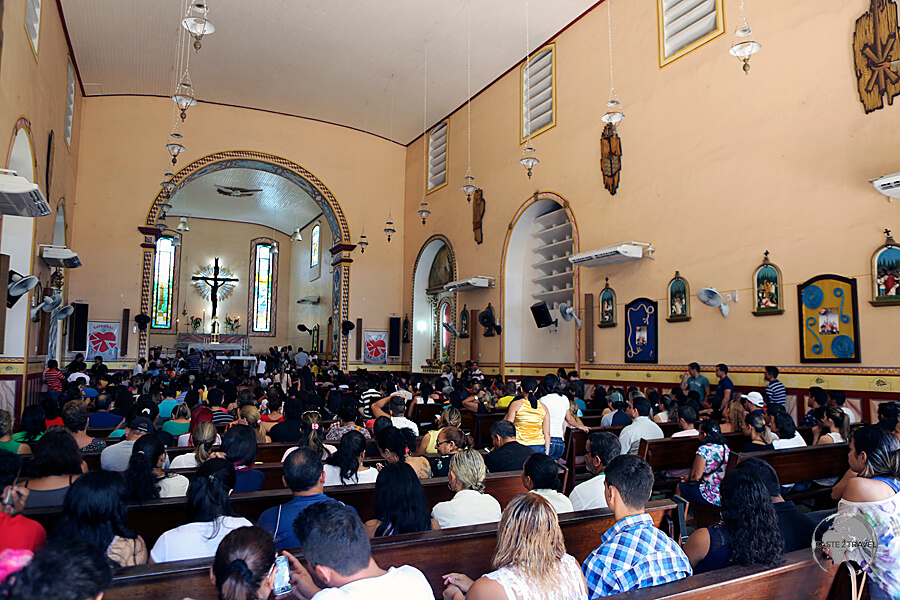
532,488 -> 573,513
68,372 -> 89,384
324,464 -> 379,486
150,516 -> 252,563
256,359 -> 267,374
569,473 -> 608,512
671,429 -> 699,438
391,416 -> 420,436
842,406 -> 857,425
158,474 -> 190,498
618,416 -> 664,455
259,376 -> 272,387
282,444 -> 337,463
540,394 -> 570,439
773,432 -> 807,450
170,453 -> 199,469
432,489 -> 502,529
312,565 -> 433,600
133,364 -> 144,376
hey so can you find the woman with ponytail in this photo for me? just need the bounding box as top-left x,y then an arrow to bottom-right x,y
814,405 -> 850,445
741,412 -> 775,452
237,405 -> 270,444
324,429 -> 376,485
280,411 -> 336,462
211,526 -> 276,600
503,377 -> 550,455
831,426 -> 900,600
124,435 -> 189,502
149,458 -> 251,563
171,421 -> 217,468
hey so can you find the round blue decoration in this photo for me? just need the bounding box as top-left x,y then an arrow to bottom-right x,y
802,285 -> 824,309
831,335 -> 855,359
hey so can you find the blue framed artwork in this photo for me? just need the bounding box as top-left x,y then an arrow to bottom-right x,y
752,252 -> 784,316
625,298 -> 658,363
797,274 -> 860,363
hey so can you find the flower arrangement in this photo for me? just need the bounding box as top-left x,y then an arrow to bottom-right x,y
225,315 -> 241,333
189,316 -> 202,333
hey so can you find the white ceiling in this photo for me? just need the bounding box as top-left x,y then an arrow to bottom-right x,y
168,167 -> 322,235
59,0 -> 599,144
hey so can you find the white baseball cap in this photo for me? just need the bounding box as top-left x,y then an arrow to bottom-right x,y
742,391 -> 765,408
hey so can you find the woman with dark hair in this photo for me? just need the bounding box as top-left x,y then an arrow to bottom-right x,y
61,401 -> 106,452
653,394 -> 676,424
149,458 -> 252,563
363,462 -> 438,538
587,385 -> 609,413
814,405 -> 850,445
429,426 -> 474,477
741,412 -> 775,452
124,434 -> 189,502
212,526 -> 277,600
417,406 -> 462,454
677,420 -> 731,508
537,374 -> 584,460
683,468 -> 785,573
12,404 -> 45,445
41,397 -> 64,428
279,411 -> 337,462
51,470 -> 148,566
323,430 -> 376,486
162,403 -> 191,437
521,453 -> 572,513
325,396 -> 370,442
377,425 -> 431,479
222,424 -> 265,493
504,376 -> 550,455
5,539 -> 113,600
22,430 -> 84,507
830,426 -> 900,599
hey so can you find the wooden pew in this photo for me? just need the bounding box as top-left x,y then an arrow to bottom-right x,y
23,470 -> 529,547
104,500 -> 680,600
608,549 -> 841,600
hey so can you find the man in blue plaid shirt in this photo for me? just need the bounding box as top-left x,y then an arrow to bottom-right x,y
581,454 -> 692,597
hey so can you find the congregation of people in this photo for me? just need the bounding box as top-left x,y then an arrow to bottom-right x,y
1,352 -> 899,600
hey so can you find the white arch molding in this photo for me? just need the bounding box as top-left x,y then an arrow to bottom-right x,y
410,235 -> 457,371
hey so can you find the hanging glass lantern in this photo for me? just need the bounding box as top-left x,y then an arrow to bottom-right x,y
520,145 -> 539,179
729,0 -> 761,74
461,171 -> 477,202
384,217 -> 396,242
357,231 -> 369,253
183,3 -> 215,53
172,93 -> 197,121
417,199 -> 431,225
166,141 -> 186,166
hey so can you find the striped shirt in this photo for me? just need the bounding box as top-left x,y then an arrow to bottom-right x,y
765,379 -> 786,405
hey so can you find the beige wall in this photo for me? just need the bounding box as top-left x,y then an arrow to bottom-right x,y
148,219 -> 291,349
403,0 -> 899,371
288,218 -> 333,351
68,96 -> 406,362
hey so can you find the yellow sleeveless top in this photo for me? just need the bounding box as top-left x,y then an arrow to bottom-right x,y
515,401 -> 546,446
425,427 -> 446,454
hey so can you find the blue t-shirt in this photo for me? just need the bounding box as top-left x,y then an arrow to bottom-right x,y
685,375 -> 710,403
158,399 -> 178,419
258,494 -> 357,549
714,376 -> 734,409
88,411 -> 123,428
233,469 -> 265,494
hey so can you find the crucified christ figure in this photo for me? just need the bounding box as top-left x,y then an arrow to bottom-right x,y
192,258 -> 238,332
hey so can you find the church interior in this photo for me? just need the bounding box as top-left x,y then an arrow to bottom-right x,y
2,0 -> 893,418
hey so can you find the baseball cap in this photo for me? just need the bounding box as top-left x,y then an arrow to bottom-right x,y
129,416 -> 155,434
742,391 -> 765,408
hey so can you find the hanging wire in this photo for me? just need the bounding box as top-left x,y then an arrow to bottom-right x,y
523,0 -> 531,143
423,42 -> 428,198
607,0 -> 619,106
465,0 -> 472,176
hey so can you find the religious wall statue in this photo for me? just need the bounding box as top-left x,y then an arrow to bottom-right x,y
853,0 -> 900,113
402,314 -> 411,343
601,124 -> 622,195
427,246 -> 454,293
473,188 -> 485,244
459,305 -> 470,338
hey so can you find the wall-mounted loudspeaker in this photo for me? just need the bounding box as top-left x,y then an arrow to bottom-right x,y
530,301 -> 558,329
388,317 -> 401,358
69,302 -> 89,351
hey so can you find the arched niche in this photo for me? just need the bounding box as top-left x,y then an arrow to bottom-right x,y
411,235 -> 457,371
7,118 -> 37,184
500,192 -> 580,372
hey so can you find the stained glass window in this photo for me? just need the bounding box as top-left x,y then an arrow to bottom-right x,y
310,224 -> 320,269
252,243 -> 274,332
151,236 -> 176,328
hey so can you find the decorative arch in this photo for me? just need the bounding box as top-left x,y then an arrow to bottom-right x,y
6,117 -> 38,185
139,150 -> 352,368
499,191 -> 580,376
410,234 -> 457,370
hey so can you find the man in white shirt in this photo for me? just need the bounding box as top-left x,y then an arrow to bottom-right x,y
295,347 -> 310,368
570,431 -> 620,511
372,396 -> 419,435
670,405 -> 700,439
281,500 -> 434,599
618,396 -> 664,455
132,357 -> 145,376
771,413 -> 807,450
100,417 -> 153,471
68,365 -> 90,385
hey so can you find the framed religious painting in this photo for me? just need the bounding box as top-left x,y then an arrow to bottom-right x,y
752,252 -> 784,316
797,274 -> 861,363
871,230 -> 900,306
666,271 -> 691,322
598,278 -> 617,328
625,298 -> 658,363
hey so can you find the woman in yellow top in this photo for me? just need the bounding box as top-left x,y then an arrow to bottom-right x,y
417,406 -> 462,454
503,376 -> 550,454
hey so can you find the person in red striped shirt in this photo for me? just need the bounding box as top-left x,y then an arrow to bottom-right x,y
43,360 -> 65,403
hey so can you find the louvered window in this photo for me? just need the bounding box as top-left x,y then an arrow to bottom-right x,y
25,0 -> 42,55
64,60 -> 75,147
427,121 -> 448,193
657,0 -> 724,67
521,45 -> 555,141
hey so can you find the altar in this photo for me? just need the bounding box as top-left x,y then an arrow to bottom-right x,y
177,333 -> 250,354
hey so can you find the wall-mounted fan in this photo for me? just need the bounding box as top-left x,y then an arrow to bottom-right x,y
30,294 -> 62,322
341,320 -> 355,336
134,313 -> 151,331
478,303 -> 502,337
46,302 -> 74,364
7,271 -> 39,309
558,303 -> 583,329
697,287 -> 729,317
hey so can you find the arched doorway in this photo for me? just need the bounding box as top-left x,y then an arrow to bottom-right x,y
140,150 -> 352,369
411,235 -> 457,372
500,192 -> 579,374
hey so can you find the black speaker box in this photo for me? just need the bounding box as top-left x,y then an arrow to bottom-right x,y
69,302 -> 89,351
388,317 -> 401,358
530,301 -> 556,329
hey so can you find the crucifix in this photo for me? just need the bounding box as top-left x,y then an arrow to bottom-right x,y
192,258 -> 238,333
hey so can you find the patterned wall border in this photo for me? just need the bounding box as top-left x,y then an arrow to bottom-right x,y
499,191 -> 580,375
140,151 -> 351,369
409,235 -> 457,370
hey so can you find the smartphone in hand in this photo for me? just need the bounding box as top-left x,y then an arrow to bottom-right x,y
273,554 -> 292,596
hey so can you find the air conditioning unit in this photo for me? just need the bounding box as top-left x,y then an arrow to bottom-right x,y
569,242 -> 654,267
444,276 -> 494,293
41,245 -> 82,268
296,296 -> 320,305
870,172 -> 900,200
0,169 -> 50,217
